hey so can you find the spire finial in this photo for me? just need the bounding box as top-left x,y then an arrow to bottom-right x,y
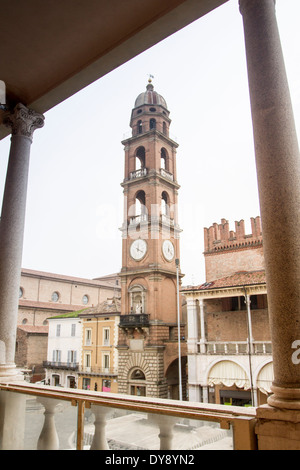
147,74 -> 154,90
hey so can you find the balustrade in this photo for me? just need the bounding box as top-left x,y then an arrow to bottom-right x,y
0,381 -> 257,450
202,341 -> 272,355
130,168 -> 147,179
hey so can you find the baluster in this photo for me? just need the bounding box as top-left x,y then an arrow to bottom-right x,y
37,398 -> 59,450
90,406 -> 110,450
150,415 -> 175,450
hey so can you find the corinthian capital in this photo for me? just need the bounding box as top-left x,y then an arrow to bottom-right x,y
4,103 -> 44,140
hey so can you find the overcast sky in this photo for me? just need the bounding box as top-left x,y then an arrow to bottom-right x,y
0,0 -> 299,286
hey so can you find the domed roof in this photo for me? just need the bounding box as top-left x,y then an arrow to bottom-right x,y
134,80 -> 168,109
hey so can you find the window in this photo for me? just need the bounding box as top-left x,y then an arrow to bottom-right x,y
135,146 -> 145,169
85,353 -> 91,369
52,291 -> 59,302
161,191 -> 169,216
85,328 -> 92,346
103,353 -> 110,371
102,379 -> 111,392
56,324 -> 61,336
52,350 -> 61,364
129,284 -> 146,314
19,287 -> 23,298
103,328 -> 110,346
67,350 -> 77,365
137,120 -> 142,134
150,118 -> 156,130
82,378 -> 91,390
71,324 -> 76,336
129,368 -> 146,396
82,295 -> 89,305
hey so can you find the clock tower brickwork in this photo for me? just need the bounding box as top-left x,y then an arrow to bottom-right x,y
117,81 -> 186,399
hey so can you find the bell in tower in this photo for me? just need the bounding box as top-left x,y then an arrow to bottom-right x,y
117,80 -> 186,399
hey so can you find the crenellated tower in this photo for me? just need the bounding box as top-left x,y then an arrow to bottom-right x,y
204,216 -> 264,282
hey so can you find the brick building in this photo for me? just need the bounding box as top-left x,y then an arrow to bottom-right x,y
15,268 -> 120,381
15,325 -> 48,382
78,298 -> 120,393
117,81 -> 186,399
183,217 -> 273,407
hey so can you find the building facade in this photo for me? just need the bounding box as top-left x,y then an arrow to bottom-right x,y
184,217 -> 273,407
117,81 -> 186,399
44,313 -> 82,388
16,269 -> 120,381
77,299 -> 120,393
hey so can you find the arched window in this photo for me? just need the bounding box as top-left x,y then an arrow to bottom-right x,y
163,121 -> 167,135
129,368 -> 146,396
161,148 -> 167,170
137,120 -> 142,134
128,284 -> 147,314
150,118 -> 156,130
161,191 -> 169,216
130,369 -> 145,380
135,146 -> 145,170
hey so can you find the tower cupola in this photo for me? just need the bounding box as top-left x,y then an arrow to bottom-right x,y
130,80 -> 171,137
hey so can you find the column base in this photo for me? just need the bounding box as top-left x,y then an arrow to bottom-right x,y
0,364 -> 24,383
256,403 -> 300,450
268,384 -> 300,410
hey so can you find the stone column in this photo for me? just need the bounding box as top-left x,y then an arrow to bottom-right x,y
240,0 -> 300,409
186,297 -> 198,354
0,103 -> 44,378
199,299 -> 206,353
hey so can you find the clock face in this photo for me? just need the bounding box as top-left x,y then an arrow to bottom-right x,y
162,240 -> 175,261
130,239 -> 147,260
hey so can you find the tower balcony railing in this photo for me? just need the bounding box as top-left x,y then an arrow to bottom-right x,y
160,168 -> 174,181
0,381 -> 257,450
119,313 -> 150,327
161,214 -> 175,226
129,214 -> 148,225
130,168 -> 147,179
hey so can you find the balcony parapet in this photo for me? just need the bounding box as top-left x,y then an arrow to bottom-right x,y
43,361 -> 79,370
119,313 -> 150,328
0,381 -> 257,450
160,168 -> 174,181
197,341 -> 272,355
129,168 -> 147,179
78,367 -> 118,376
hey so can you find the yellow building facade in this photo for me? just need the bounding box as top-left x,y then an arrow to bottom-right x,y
77,298 -> 120,393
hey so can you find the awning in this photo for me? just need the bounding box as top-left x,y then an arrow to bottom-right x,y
256,362 -> 273,394
208,360 -> 250,389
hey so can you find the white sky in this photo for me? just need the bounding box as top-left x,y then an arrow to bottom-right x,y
0,0 -> 299,286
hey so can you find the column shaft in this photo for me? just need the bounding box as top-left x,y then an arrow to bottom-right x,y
0,104 -> 44,372
240,0 -> 300,406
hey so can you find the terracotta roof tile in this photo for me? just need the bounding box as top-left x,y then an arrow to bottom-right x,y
182,270 -> 266,291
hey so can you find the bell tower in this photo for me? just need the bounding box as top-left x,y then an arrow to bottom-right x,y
118,80 -> 186,399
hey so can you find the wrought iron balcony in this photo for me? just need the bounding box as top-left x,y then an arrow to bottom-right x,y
119,313 -> 150,327
43,361 -> 79,371
77,366 -> 118,377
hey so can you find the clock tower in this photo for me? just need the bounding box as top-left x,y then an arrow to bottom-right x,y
118,80 -> 186,399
